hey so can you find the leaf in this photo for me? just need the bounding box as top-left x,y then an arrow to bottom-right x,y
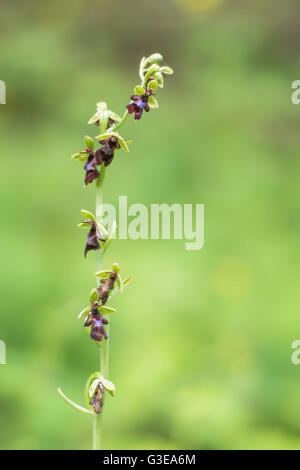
71,152 -> 88,162
134,86 -> 145,95
100,376 -> 116,397
84,135 -> 94,151
99,305 -> 116,314
160,66 -> 174,75
148,96 -> 159,109
81,209 -> 96,222
89,288 -> 98,304
77,305 -> 90,319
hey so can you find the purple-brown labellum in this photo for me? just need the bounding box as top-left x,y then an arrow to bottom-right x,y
84,220 -> 105,257
126,89 -> 153,120
83,136 -> 121,184
84,153 -> 99,185
96,136 -> 121,168
84,310 -> 109,342
97,270 -> 118,305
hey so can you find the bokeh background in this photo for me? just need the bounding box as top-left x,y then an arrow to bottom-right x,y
0,0 -> 300,450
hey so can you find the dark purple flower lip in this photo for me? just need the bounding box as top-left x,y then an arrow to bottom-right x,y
83,136 -> 121,185
84,220 -> 105,257
84,307 -> 109,343
84,153 -> 99,185
97,270 -> 118,305
126,88 -> 154,120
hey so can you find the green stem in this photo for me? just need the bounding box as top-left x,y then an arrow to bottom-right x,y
107,109 -> 129,133
92,163 -> 109,450
92,413 -> 101,450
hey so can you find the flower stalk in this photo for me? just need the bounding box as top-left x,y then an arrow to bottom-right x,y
57,53 -> 173,450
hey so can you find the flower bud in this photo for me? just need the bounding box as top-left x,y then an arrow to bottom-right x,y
112,263 -> 120,273
148,53 -> 163,64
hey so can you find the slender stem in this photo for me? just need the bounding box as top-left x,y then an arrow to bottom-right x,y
107,109 -> 129,133
92,163 -> 108,450
92,413 -> 101,450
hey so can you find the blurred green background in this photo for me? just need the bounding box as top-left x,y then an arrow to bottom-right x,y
0,0 -> 300,450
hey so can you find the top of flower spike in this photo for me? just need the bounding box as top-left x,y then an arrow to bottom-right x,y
126,53 -> 173,120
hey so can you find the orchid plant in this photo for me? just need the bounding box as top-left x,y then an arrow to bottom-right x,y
57,53 -> 173,450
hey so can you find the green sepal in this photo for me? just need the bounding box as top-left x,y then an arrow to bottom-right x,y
81,209 -> 96,222
123,276 -> 133,287
77,222 -> 91,230
88,113 -> 99,125
96,101 -> 108,113
89,288 -> 98,304
95,131 -> 129,152
77,305 -> 91,319
148,95 -> 159,109
147,80 -> 158,91
84,135 -> 94,150
100,376 -> 116,397
97,222 -> 109,240
134,86 -> 145,95
116,276 -> 123,294
95,270 -> 112,278
108,110 -> 122,122
71,152 -> 88,162
85,372 -> 101,409
95,132 -> 112,141
99,305 -> 116,314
